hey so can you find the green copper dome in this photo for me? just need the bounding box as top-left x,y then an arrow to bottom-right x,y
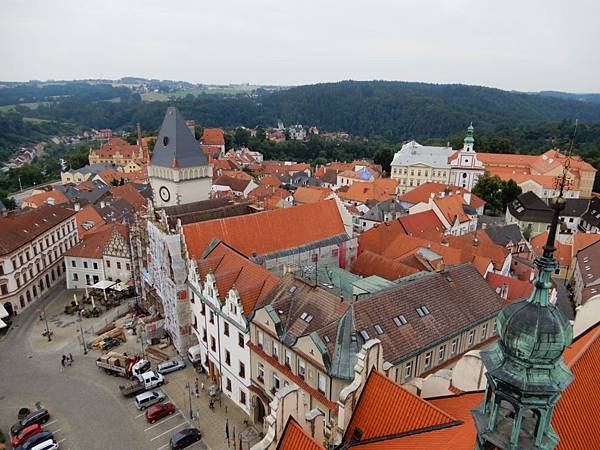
464,122 -> 475,144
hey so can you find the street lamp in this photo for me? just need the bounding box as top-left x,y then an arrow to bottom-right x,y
79,323 -> 87,354
40,307 -> 52,342
184,382 -> 193,420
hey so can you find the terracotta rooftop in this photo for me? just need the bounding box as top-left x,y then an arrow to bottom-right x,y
183,200 -> 347,259
196,241 -> 278,316
486,272 -> 534,303
350,250 -> 418,281
434,195 -> 471,224
294,186 -> 334,204
398,182 -> 485,210
109,183 -> 147,212
201,128 -> 225,146
398,210 -> 445,237
338,180 -> 396,203
64,223 -> 126,259
75,204 -> 106,236
23,189 -> 70,208
277,418 -> 324,450
213,175 -> 254,193
0,205 -> 76,256
530,231 -> 572,267
344,371 -> 459,445
91,137 -> 140,159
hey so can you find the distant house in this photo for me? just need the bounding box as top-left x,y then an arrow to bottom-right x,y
211,175 -> 258,198
580,197 -> 600,233
60,163 -> 114,184
484,223 -> 530,258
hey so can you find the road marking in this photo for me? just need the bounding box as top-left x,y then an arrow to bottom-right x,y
145,412 -> 182,431
45,420 -> 57,426
51,428 -> 62,433
155,445 -> 169,450
135,411 -> 146,418
57,438 -> 66,444
149,422 -> 186,441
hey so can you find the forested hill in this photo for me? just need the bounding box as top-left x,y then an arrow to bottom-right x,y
259,81 -> 600,140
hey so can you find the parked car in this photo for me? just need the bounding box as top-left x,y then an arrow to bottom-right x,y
11,424 -> 43,448
145,402 -> 176,423
11,409 -> 50,436
135,390 -> 166,410
14,431 -> 54,450
170,428 -> 202,449
157,359 -> 186,375
29,439 -> 59,450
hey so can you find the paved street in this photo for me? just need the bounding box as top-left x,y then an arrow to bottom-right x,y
0,283 -> 258,450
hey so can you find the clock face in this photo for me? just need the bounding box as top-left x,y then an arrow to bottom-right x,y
159,186 -> 171,202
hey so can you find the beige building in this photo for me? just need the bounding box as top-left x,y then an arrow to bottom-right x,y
390,141 -> 455,194
0,205 -> 78,315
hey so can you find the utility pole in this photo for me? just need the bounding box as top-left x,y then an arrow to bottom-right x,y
41,307 -> 52,342
79,323 -> 87,354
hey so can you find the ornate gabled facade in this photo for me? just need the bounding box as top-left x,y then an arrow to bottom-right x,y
449,123 -> 485,192
148,107 -> 212,208
472,193 -> 574,449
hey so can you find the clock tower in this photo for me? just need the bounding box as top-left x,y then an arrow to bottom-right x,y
148,107 -> 212,208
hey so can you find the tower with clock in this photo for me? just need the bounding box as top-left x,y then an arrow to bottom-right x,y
148,107 -> 213,208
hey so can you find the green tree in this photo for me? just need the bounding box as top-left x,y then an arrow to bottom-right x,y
473,173 -> 504,214
234,127 -> 250,147
500,179 -> 522,211
373,145 -> 395,176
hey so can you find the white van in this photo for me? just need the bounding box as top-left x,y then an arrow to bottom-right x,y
132,359 -> 151,381
30,440 -> 59,450
139,370 -> 165,389
188,344 -> 202,365
135,390 -> 166,410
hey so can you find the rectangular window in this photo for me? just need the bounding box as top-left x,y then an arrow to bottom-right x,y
257,363 -> 265,383
451,338 -> 458,355
73,273 -> 78,281
317,373 -> 326,394
423,351 -> 432,369
272,374 -> 281,392
285,350 -> 292,368
298,359 -> 306,378
117,261 -> 121,269
93,262 -> 98,270
210,336 -> 216,352
238,332 -> 244,348
226,378 -> 231,392
201,303 -> 205,315
404,361 -> 413,380
106,260 -> 111,268
239,362 -> 246,378
468,330 -> 475,346
0,264 -> 3,275
1,284 -> 8,295
202,328 -> 207,342
481,323 -> 488,341
272,341 -> 279,359
438,345 -> 445,362
209,311 -> 215,324
224,322 -> 229,337
257,329 -> 264,348
240,390 -> 246,405
83,261 -> 88,269
126,263 -> 130,271
225,350 -> 231,366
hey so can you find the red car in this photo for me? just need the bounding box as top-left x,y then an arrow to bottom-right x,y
145,402 -> 176,423
11,423 -> 42,447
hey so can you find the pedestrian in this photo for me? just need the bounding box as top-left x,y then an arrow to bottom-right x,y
68,353 -> 73,364
60,355 -> 65,372
201,381 -> 204,391
194,379 -> 199,398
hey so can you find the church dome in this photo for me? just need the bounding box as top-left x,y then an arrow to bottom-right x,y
497,298 -> 572,365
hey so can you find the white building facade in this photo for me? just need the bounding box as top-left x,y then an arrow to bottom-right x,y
449,124 -> 485,192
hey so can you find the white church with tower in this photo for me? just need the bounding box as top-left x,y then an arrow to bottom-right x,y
449,123 -> 485,191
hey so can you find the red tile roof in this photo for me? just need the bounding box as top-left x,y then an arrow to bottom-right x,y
259,174 -> 282,188
350,250 -> 418,281
277,418 -> 324,450
398,182 -> 485,210
23,189 -> 70,208
398,210 -> 445,237
486,272 -> 534,303
183,200 -> 346,259
434,195 -> 471,224
0,205 -> 76,256
196,241 -> 278,315
201,128 -> 225,146
294,186 -> 334,204
530,232 -> 572,267
64,223 -> 126,259
344,371 -> 459,444
91,137 -> 140,159
109,183 -> 147,212
213,175 -> 254,193
75,204 -> 106,236
201,145 -> 222,159
338,180 -> 395,203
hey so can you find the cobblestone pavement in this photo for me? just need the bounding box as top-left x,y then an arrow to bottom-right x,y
0,282 -> 260,449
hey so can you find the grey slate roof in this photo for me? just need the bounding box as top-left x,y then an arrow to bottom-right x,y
362,199 -> 408,222
484,224 -> 525,247
391,141 -> 455,169
150,107 -> 208,168
67,163 -> 114,175
508,191 -> 553,223
581,197 -> 600,228
562,198 -> 590,217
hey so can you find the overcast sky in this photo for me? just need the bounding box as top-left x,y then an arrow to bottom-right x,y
1,0 -> 598,92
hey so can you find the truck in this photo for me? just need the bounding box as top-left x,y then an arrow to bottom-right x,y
119,370 -> 165,397
96,352 -> 150,379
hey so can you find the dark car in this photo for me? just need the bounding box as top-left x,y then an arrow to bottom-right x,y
14,431 -> 54,450
102,336 -> 121,351
11,409 -> 50,436
11,424 -> 42,448
169,428 -> 202,449
145,402 -> 176,423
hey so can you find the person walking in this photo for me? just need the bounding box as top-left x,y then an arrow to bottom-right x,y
201,381 -> 205,391
68,353 -> 73,364
60,355 -> 66,372
194,379 -> 199,398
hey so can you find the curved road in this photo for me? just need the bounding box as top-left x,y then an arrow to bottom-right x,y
0,286 -> 150,450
